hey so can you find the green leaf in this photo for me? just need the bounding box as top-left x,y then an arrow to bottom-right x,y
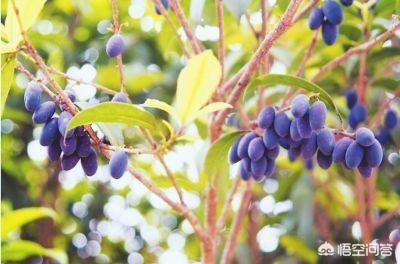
142,98 -> 179,121
2,240 -> 67,264
280,235 -> 318,263
67,102 -> 157,131
176,50 -> 222,124
244,74 -> 342,120
191,102 -> 232,121
2,207 -> 58,239
203,131 -> 244,182
1,53 -> 15,116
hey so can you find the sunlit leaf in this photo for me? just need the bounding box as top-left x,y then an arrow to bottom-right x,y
176,50 -> 222,124
2,207 -> 57,239
1,53 -> 15,116
280,235 -> 318,263
2,240 -> 67,264
142,98 -> 179,121
67,102 -> 157,131
190,102 -> 232,121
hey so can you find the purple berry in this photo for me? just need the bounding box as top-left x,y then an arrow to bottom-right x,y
265,146 -> 279,159
58,111 -> 75,138
351,104 -> 367,123
241,157 -> 251,172
317,128 -> 335,155
345,141 -> 364,168
258,106 -> 275,129
364,140 -> 383,167
274,112 -> 291,137
317,150 -> 333,169
32,102 -> 56,124
76,134 -> 92,157
290,119 -> 302,142
24,82 -> 42,112
384,110 -> 398,130
308,8 -> 325,30
48,140 -> 62,161
106,34 -> 125,57
297,113 -> 312,138
323,0 -> 343,25
40,118 -> 59,146
358,160 -> 372,178
309,101 -> 327,131
251,157 -> 267,177
376,127 -> 390,144
263,129 -> 278,149
291,94 -> 309,118
301,132 -> 318,159
112,92 -> 130,103
60,135 -> 77,156
75,126 -> 86,137
355,127 -> 375,147
229,137 -> 241,164
288,146 -> 301,162
305,158 -> 314,170
278,136 -> 291,150
322,21 -> 338,45
109,150 -> 128,179
81,148 -> 98,176
239,161 -> 251,180
332,137 -> 353,163
345,90 -> 357,109
340,0 -> 354,6
61,153 -> 80,171
248,137 -> 265,161
264,158 -> 276,177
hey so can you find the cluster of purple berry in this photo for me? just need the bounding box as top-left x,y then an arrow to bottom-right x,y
345,89 -> 367,129
308,0 -> 353,45
229,93 -> 384,180
376,109 -> 398,145
24,82 -> 131,179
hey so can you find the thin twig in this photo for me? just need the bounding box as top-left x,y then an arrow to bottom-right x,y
216,177 -> 241,233
216,0 -> 225,80
373,204 -> 400,229
369,86 -> 400,129
292,0 -> 320,23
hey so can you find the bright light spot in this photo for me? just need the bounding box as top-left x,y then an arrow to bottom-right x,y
120,208 -> 145,227
259,195 -> 275,215
268,0 -> 277,6
388,152 -> 400,165
273,200 -> 293,215
59,164 -> 85,189
249,11 -> 262,25
232,193 -> 242,212
141,16 -> 155,32
177,28 -> 188,41
395,243 -> 400,263
228,44 -> 243,52
72,233 -> 87,248
97,20 -> 111,34
82,193 -> 94,204
83,48 -> 99,64
27,140 -> 47,163
263,179 -> 279,193
167,232 -> 186,250
140,225 -> 161,247
72,201 -> 88,218
36,20 -> 54,35
257,225 -> 285,252
181,219 -> 194,235
195,25 -> 219,42
352,221 -> 362,240
86,240 -> 101,257
1,119 -> 14,134
128,252 -> 144,264
129,1 -> 146,19
66,64 -> 97,101
270,61 -> 287,74
15,73 -> 29,88
110,171 -> 131,190
159,250 -> 189,264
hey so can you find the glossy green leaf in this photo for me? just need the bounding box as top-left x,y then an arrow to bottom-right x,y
142,98 -> 179,121
280,235 -> 318,263
2,240 -> 67,264
1,53 -> 15,116
67,102 -> 157,131
244,74 -> 342,120
191,102 -> 232,121
2,207 -> 57,239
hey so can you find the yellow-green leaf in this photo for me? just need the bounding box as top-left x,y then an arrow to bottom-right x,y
280,235 -> 318,264
2,240 -> 67,264
2,207 -> 58,239
5,0 -> 47,47
1,53 -> 16,116
142,98 -> 179,121
67,102 -> 157,131
190,102 -> 232,121
176,50 -> 222,124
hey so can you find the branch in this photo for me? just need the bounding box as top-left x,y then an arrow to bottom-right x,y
311,19 -> 400,82
216,0 -> 225,80
373,204 -> 400,229
369,85 -> 400,129
291,0 -> 320,23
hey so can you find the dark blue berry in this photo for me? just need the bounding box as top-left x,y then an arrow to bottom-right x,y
317,128 -> 335,155
40,118 -> 59,146
351,103 -> 367,123
297,113 -> 312,138
258,106 -> 275,129
358,160 -> 372,178
248,137 -> 265,161
376,127 -> 390,144
239,161 -> 251,180
264,158 -> 275,177
81,148 -> 98,176
345,90 -> 357,109
322,21 -> 338,45
340,0 -> 354,6
251,157 -> 267,177
61,153 -> 80,171
288,146 -> 301,162
32,102 -> 56,124
290,119 -> 302,142
355,127 -> 375,147
24,82 -> 42,112
112,92 -> 130,103
263,129 -> 278,149
265,146 -> 279,159
364,140 -> 383,167
60,135 -> 77,156
106,34 -> 125,57
345,141 -> 364,168
241,157 -> 251,172
308,8 -> 325,30
317,150 -> 333,169
291,94 -> 309,118
229,138 -> 241,164
309,101 -> 327,131
305,158 -> 314,170
274,112 -> 291,137
332,137 -> 353,163
238,132 -> 257,158
109,150 -> 128,179
278,136 -> 291,150
384,110 -> 398,130
76,134 -> 92,158
58,111 -> 75,138
48,140 -> 62,161
301,132 -> 318,159
323,0 -> 343,25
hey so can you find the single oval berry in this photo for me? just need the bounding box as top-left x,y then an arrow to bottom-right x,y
345,90 -> 357,109
239,161 -> 251,181
109,150 -> 128,179
250,157 -> 267,177
340,0 -> 354,6
290,119 -> 302,142
332,137 -> 353,163
241,157 -> 251,172
263,129 -> 278,150
81,148 -> 98,176
248,137 -> 265,161
278,136 -> 291,150
264,158 -> 276,177
24,82 -> 42,112
308,7 -> 325,30
305,159 -> 314,170
355,127 -> 375,147
351,104 -> 367,123
274,112 -> 291,137
58,111 -> 75,137
364,140 -> 383,167
238,132 -> 257,158
265,146 -> 279,160
297,114 -> 312,138
301,132 -> 318,159
345,141 -> 364,168
309,101 -> 327,131
376,127 -> 390,145
358,160 -> 372,178
60,135 -> 77,155
317,150 -> 333,169
288,146 -> 301,162
384,110 -> 398,130
61,153 -> 80,171
258,106 -> 275,129
106,34 -> 125,57
317,128 -> 335,155
323,0 -> 343,25
32,102 -> 56,124
322,21 -> 338,45
48,140 -> 62,161
76,134 -> 92,158
40,118 -> 59,146
291,94 -> 309,118
229,137 -> 241,164
112,92 -> 130,103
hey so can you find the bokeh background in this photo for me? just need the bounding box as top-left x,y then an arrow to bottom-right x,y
1,0 -> 400,263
